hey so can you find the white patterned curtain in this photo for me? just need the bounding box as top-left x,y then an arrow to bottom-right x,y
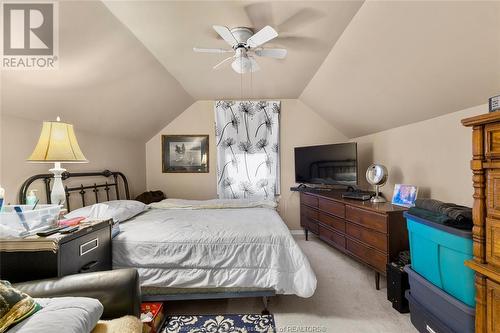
215,101 -> 280,199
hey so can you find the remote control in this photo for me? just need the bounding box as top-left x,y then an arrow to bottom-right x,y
59,226 -> 79,234
37,227 -> 64,237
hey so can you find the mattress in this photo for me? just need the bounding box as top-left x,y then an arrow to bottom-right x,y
112,204 -> 317,298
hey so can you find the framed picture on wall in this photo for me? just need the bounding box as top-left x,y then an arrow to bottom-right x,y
162,135 -> 209,173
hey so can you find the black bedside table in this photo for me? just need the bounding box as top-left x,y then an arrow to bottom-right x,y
0,220 -> 112,283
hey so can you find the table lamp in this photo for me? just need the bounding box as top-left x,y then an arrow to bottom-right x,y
27,117 -> 88,205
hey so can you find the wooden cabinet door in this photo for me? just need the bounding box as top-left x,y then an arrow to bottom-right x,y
486,123 -> 500,159
486,218 -> 500,267
487,170 -> 500,219
487,279 -> 500,333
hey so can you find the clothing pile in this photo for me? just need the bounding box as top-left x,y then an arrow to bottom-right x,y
407,199 -> 473,230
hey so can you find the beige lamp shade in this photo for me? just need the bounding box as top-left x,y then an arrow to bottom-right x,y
28,121 -> 88,162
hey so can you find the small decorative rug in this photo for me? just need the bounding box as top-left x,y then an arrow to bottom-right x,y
162,314 -> 275,333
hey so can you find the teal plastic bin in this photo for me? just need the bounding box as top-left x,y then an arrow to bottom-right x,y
404,212 -> 475,307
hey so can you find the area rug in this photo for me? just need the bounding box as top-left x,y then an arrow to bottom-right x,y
162,314 -> 275,333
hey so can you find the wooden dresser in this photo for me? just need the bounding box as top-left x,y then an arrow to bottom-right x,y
300,190 -> 408,289
463,113 -> 500,333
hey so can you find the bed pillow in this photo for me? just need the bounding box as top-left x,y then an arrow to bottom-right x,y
0,281 -> 41,333
64,200 -> 148,223
7,297 -> 103,333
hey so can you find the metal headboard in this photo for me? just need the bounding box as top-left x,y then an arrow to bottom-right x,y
19,170 -> 130,212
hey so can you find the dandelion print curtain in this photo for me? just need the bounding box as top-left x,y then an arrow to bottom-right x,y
215,101 -> 280,199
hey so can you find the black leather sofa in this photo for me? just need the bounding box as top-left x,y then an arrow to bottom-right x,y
13,268 -> 141,320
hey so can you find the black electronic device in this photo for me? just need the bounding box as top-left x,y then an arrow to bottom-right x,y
37,226 -> 64,237
341,190 -> 374,201
59,226 -> 79,234
294,143 -> 357,186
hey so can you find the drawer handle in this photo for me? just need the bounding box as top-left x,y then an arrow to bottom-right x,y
80,238 -> 99,256
79,260 -> 98,273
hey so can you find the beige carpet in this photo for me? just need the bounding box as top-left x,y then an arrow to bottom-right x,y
165,235 -> 417,333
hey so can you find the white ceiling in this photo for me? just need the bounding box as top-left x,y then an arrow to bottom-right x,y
103,1 -> 364,100
1,1 -> 194,141
2,1 -> 499,141
301,0 -> 500,138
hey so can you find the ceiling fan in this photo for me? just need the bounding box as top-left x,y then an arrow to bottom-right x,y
193,25 -> 287,74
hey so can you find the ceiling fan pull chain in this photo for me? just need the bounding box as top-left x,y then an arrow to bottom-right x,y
250,66 -> 253,100
240,53 -> 243,100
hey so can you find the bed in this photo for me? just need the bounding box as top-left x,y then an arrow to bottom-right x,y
19,171 -> 317,307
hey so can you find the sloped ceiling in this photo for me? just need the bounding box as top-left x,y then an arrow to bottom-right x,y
301,0 -> 500,138
2,1 -> 499,141
103,0 -> 364,100
1,1 -> 194,141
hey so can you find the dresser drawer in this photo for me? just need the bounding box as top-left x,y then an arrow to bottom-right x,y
301,204 -> 318,221
319,224 -> 345,250
345,205 -> 387,233
59,227 -> 111,276
318,212 -> 345,233
300,193 -> 318,207
346,238 -> 387,272
486,279 -> 500,333
318,198 -> 345,218
485,123 -> 500,159
486,217 -> 500,267
346,223 -> 387,253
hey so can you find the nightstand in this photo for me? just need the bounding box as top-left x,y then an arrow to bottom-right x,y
0,220 -> 112,283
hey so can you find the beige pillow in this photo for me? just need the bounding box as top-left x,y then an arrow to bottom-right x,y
0,281 -> 41,333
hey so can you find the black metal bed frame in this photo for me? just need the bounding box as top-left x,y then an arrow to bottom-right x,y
19,170 -> 130,211
18,170 -> 274,311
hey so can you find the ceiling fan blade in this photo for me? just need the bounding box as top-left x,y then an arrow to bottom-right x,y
213,56 -> 235,70
246,25 -> 278,48
254,48 -> 287,59
277,8 -> 324,33
244,3 -> 274,31
213,25 -> 238,47
249,56 -> 260,72
193,47 -> 233,54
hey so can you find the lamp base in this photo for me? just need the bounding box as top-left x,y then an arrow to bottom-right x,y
49,162 -> 66,206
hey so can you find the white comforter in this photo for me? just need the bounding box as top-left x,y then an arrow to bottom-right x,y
112,200 -> 317,297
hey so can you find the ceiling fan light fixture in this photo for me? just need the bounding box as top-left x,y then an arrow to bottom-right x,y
194,24 -> 284,74
231,56 -> 255,74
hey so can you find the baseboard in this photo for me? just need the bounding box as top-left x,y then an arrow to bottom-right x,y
289,229 -> 304,235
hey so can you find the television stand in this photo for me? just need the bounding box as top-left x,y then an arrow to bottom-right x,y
298,190 -> 408,290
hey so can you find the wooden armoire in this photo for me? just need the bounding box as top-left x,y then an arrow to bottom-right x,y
462,113 -> 500,333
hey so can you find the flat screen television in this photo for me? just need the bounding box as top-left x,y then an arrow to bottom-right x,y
294,143 -> 358,186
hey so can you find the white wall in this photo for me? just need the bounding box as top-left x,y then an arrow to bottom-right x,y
146,99 -> 347,229
352,104 -> 486,206
1,114 -> 146,205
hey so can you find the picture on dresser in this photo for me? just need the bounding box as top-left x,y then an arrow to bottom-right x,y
391,184 -> 418,207
162,135 -> 209,173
